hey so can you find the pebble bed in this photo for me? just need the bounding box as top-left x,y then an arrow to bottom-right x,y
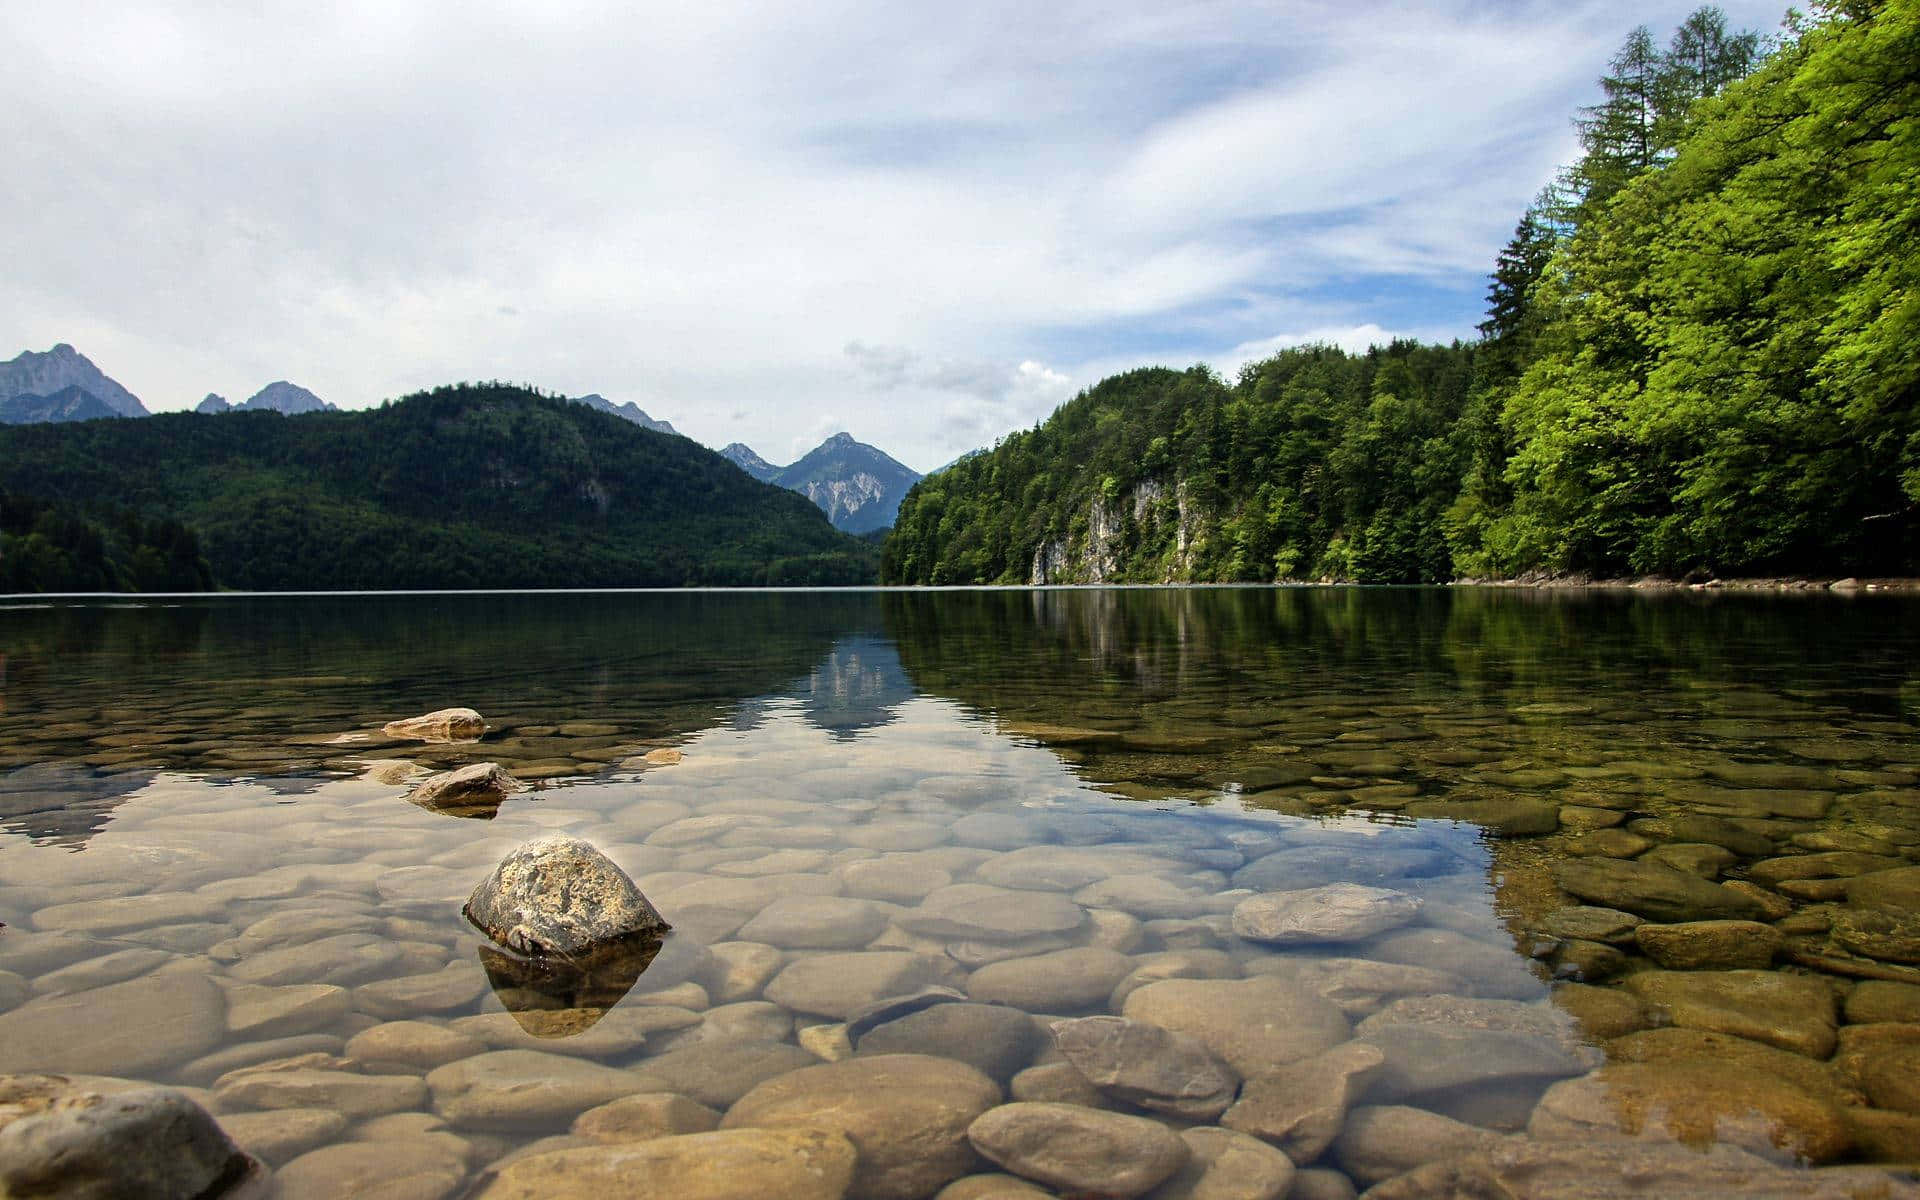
2,591 -> 1920,1198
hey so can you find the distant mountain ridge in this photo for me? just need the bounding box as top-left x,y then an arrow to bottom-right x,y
725,432 -> 922,534
0,385 -> 125,425
0,384 -> 877,589
239,381 -> 334,414
721,443 -> 779,482
196,394 -> 231,414
570,393 -> 677,435
0,345 -> 147,417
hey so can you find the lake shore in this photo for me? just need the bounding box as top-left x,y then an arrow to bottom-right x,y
1455,574 -> 1920,594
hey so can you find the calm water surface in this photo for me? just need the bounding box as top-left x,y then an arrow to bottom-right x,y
3,589 -> 1920,1197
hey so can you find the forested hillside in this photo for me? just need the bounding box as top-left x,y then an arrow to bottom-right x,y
0,384 -> 878,590
886,2 -> 1918,584
0,488 -> 213,593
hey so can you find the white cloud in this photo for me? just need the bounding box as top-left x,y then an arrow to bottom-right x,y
0,0 -> 1789,468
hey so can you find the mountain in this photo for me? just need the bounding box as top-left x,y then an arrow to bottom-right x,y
238,381 -> 334,414
0,386 -> 125,425
720,443 -> 779,482
570,393 -> 677,435
727,434 -> 922,534
0,383 -> 877,590
0,345 -> 148,417
195,394 -> 231,414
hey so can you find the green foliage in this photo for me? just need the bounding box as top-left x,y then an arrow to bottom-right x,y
0,384 -> 878,591
0,487 -> 213,592
892,4 -> 1914,584
884,347 -> 1478,584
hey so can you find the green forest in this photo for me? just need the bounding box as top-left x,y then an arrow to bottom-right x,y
0,385 -> 877,590
885,1 -> 1919,584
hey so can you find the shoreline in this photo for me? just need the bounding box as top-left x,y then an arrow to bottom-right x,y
1454,574 -> 1920,594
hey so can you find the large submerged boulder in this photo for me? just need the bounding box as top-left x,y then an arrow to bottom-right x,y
465,835 -> 670,959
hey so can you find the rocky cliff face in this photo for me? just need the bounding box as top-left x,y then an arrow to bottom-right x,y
0,344 -> 148,417
1029,476 -> 1204,584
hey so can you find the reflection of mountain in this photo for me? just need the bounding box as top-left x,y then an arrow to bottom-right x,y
732,635 -> 917,739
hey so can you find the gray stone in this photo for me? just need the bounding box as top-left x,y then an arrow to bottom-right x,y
966,947 -> 1133,1012
858,1003 -> 1043,1086
650,1000 -> 793,1054
1232,843 -> 1449,892
571,1092 -> 720,1142
724,1053 -> 1002,1200
1230,884 -> 1422,945
465,834 -> 668,957
737,895 -> 891,950
1221,1040 -> 1383,1163
967,1102 -> 1189,1199
1243,956 -> 1463,1018
765,952 -> 961,1019
0,973 -> 225,1076
0,1078 -> 259,1200
1051,1015 -> 1238,1120
215,1064 -> 428,1118
844,985 -> 969,1041
1143,1126 -> 1295,1200
1110,949 -> 1240,1010
225,983 -> 351,1040
470,1129 -> 857,1200
272,1140 -> 469,1200
1121,976 -> 1350,1077
427,1049 -> 662,1129
1009,1061 -> 1114,1109
699,941 -> 786,1004
639,1039 -> 821,1109
1332,1104 -> 1504,1188
898,884 -> 1088,941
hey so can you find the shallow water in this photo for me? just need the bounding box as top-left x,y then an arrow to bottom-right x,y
3,588 -> 1919,1197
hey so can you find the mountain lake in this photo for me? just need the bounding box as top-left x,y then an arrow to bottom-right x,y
3,587 -> 1920,1198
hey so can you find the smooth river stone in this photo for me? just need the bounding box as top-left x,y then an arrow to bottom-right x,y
32,890 -> 223,934
216,1107 -> 348,1166
1051,1015 -> 1238,1120
856,1003 -> 1043,1086
1605,1029 -> 1859,1107
449,1006 -> 699,1058
636,1040 -> 821,1109
1333,1104 -> 1505,1188
1231,843 -> 1450,892
271,1140 -> 470,1200
736,895 -> 892,950
724,1053 -> 1002,1200
700,941 -> 787,1005
347,1021 -> 489,1070
841,859 -> 953,904
765,951 -> 961,1019
224,983 -> 352,1040
427,1050 -> 665,1129
1146,1126 -> 1297,1200
354,961 -> 488,1019
966,947 -> 1133,1012
227,931 -> 410,987
1121,977 -> 1351,1078
32,947 -> 172,996
976,846 -> 1188,891
0,973 -> 225,1076
1541,906 -> 1643,945
1632,920 -> 1782,969
571,1092 -> 721,1142
1550,858 -> 1765,924
1221,1041 -> 1385,1163
1230,884 -> 1422,945
1623,969 -> 1838,1058
1529,1062 -> 1852,1164
898,884 -> 1087,941
967,1102 -> 1190,1199
473,1129 -> 857,1200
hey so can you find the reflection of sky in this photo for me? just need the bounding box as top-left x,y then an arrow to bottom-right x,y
732,635 -> 918,741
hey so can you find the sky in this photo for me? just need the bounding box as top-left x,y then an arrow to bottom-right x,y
1,0 -> 1786,473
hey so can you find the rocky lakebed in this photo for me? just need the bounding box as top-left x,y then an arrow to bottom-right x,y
3,589 -> 1920,1198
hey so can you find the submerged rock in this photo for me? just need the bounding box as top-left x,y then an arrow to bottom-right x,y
1051,1015 -> 1239,1120
1530,1063 -> 1853,1163
1230,883 -> 1422,945
967,1102 -> 1190,1198
472,1129 -> 855,1200
1551,858 -> 1765,923
465,835 -> 670,959
382,707 -> 486,742
408,762 -> 526,817
0,1076 -> 262,1200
